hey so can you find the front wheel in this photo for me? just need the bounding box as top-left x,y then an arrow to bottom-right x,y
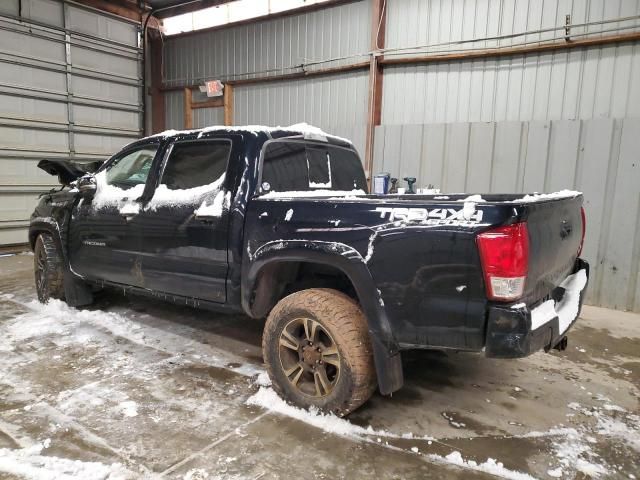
262,288 -> 377,416
34,233 -> 65,303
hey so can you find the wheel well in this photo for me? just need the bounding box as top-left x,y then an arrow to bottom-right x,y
251,261 -> 357,318
29,230 -> 44,249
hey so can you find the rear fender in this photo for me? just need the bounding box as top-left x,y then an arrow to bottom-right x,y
243,240 -> 403,395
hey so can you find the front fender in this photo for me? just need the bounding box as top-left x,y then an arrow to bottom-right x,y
243,240 -> 403,395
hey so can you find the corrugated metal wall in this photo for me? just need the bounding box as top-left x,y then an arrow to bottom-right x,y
382,43 -> 640,124
162,0 -> 371,86
373,119 -> 640,311
233,70 -> 369,155
385,0 -> 640,53
382,0 -> 640,124
162,0 -> 370,156
0,0 -> 142,246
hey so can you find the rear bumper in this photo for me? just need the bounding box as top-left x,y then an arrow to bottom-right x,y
485,258 -> 589,358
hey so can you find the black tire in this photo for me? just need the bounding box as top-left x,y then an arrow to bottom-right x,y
262,288 -> 377,416
34,233 -> 65,303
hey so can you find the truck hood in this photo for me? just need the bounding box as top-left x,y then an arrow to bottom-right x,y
37,159 -> 104,186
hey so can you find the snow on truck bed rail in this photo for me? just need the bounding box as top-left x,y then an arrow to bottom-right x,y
259,189 -> 366,199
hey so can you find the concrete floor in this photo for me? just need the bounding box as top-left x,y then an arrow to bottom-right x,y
0,253 -> 638,480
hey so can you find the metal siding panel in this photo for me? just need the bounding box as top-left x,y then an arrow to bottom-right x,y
0,125 -> 68,152
165,90 -> 184,129
73,104 -> 139,131
193,107 -> 224,128
66,5 -> 138,47
162,0 -> 370,85
398,124 -> 423,182
0,62 -> 67,94
466,122 -> 495,192
0,26 -> 66,63
574,119 -> 614,288
382,125 -> 402,179
74,133 -> 131,156
23,0 -> 63,27
421,124 -> 446,188
70,46 -> 139,79
598,118 -> 640,310
0,93 -> 67,124
0,1 -> 143,246
545,120 -> 581,192
521,121 -> 550,192
372,125 -> 386,174
442,123 -> 469,192
73,76 -> 139,105
491,121 -> 522,192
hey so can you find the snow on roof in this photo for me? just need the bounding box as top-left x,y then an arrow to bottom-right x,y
150,122 -> 353,145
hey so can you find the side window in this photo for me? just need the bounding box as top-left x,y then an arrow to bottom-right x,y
261,141 -> 367,193
105,146 -> 158,189
160,140 -> 231,190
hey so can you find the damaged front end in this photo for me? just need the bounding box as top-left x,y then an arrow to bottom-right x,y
37,159 -> 104,186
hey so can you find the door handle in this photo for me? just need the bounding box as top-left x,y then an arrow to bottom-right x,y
121,212 -> 137,221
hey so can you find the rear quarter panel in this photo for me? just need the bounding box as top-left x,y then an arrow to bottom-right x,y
245,195 -> 518,351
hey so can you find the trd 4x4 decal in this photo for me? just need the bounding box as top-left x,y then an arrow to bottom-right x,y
374,207 -> 484,225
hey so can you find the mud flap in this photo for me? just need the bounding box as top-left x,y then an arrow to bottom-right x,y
63,272 -> 93,307
371,337 -> 403,395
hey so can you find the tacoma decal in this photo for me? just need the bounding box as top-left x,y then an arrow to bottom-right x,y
375,207 -> 484,225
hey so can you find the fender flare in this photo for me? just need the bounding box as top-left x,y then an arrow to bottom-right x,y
243,240 -> 403,395
29,217 -> 92,306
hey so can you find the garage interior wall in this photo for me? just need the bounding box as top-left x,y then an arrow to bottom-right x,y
0,0 -> 142,246
376,0 -> 640,311
161,0 -> 640,311
161,0 -> 371,155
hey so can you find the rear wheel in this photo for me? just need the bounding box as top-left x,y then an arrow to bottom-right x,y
262,288 -> 377,416
34,233 -> 65,303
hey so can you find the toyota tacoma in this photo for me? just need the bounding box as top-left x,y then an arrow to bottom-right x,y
30,124 -> 589,415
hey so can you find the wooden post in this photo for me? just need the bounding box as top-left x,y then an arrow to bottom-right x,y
364,0 -> 386,186
224,84 -> 234,126
183,87 -> 193,129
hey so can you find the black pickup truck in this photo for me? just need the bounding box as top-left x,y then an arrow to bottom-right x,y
31,125 -> 589,415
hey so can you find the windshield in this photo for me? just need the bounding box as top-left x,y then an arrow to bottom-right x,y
260,140 -> 367,194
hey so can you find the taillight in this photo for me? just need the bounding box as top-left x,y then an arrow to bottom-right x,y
477,223 -> 529,301
577,207 -> 586,257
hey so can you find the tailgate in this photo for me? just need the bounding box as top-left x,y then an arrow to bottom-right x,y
521,195 -> 584,303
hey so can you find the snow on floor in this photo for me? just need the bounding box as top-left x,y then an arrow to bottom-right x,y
0,295 -> 261,377
0,442 -> 134,480
246,380 -> 543,480
429,451 -> 537,480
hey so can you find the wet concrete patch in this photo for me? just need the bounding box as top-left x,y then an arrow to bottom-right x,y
50,358 -> 258,473
166,413 -> 496,480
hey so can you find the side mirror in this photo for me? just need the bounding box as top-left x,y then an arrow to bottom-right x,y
77,174 -> 97,198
